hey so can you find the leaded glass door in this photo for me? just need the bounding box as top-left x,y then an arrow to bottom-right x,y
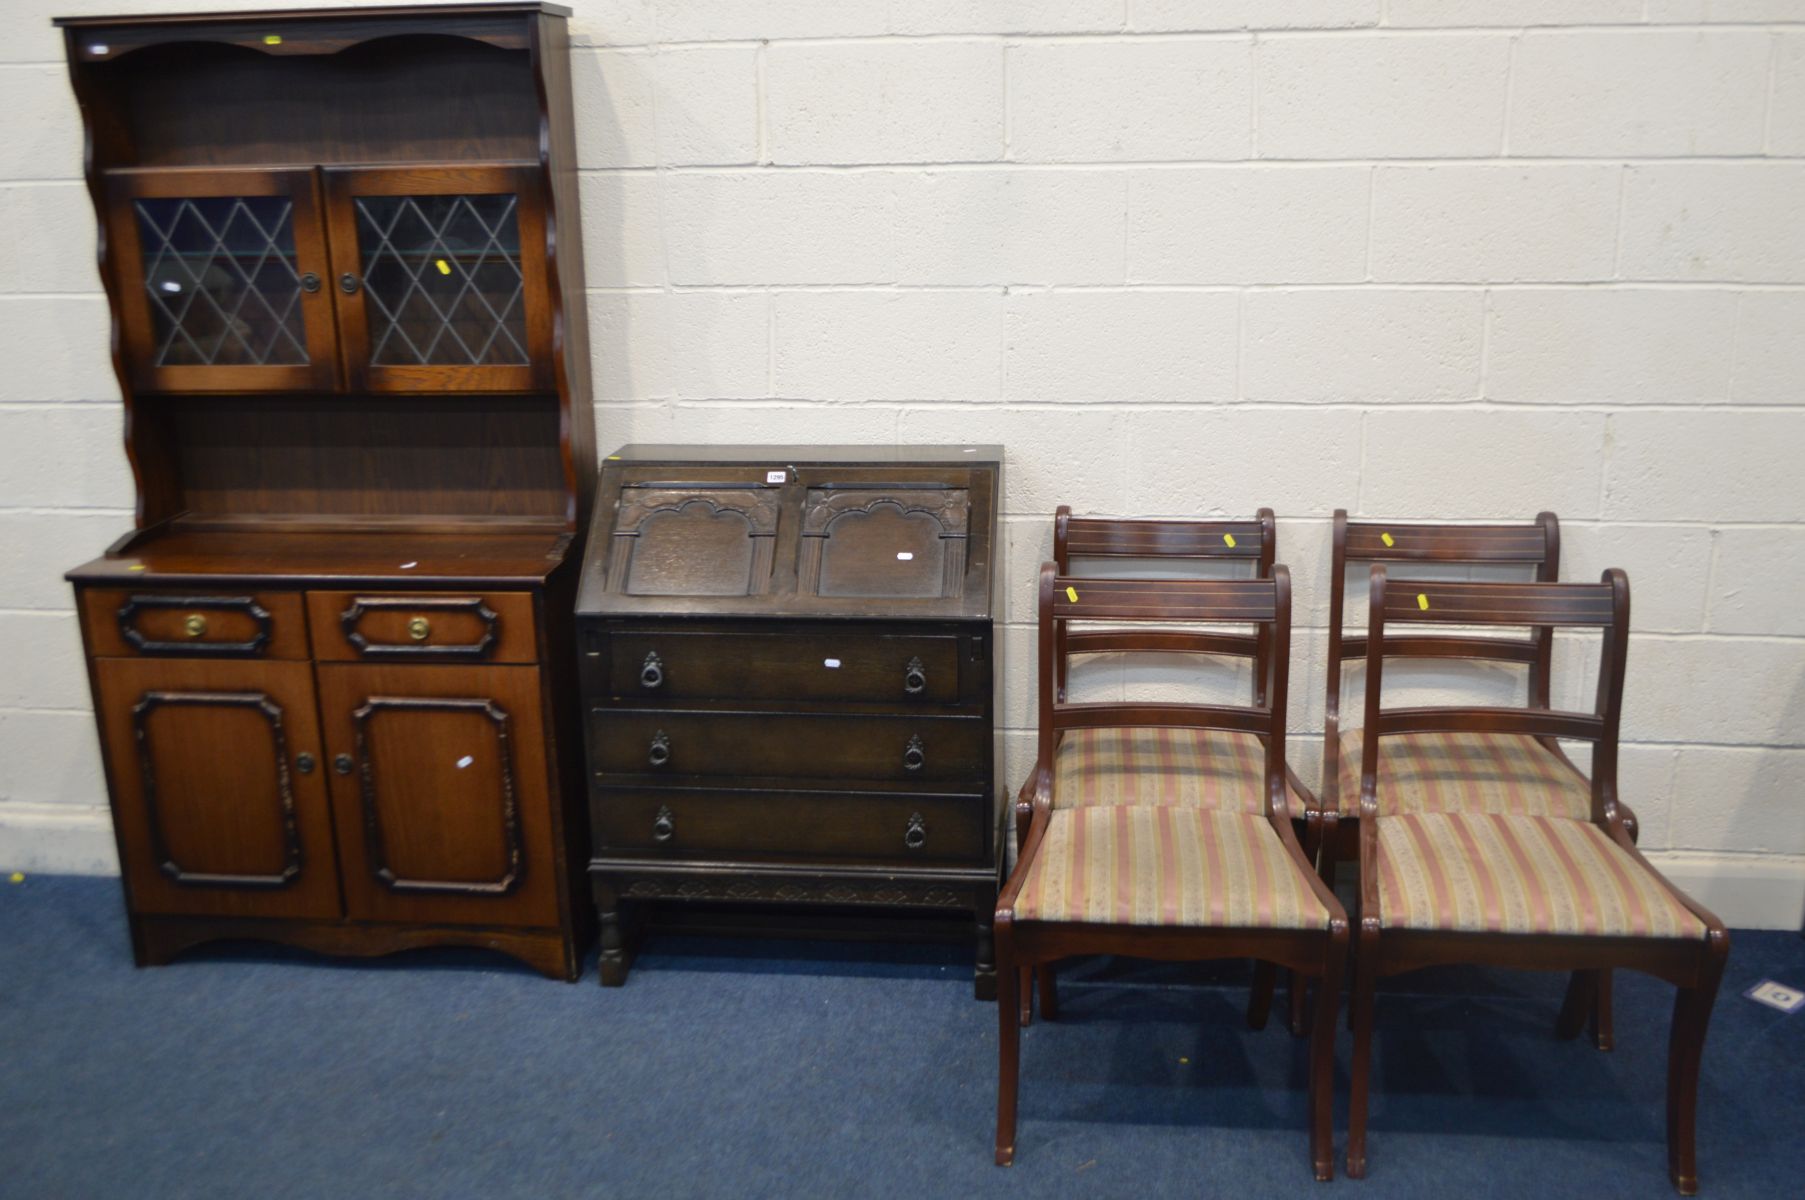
324,165 -> 552,393
105,168 -> 337,393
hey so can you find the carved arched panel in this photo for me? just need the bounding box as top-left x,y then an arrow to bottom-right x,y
607,485 -> 780,596
801,486 -> 970,599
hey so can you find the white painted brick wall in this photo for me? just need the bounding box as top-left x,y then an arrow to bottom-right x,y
2,0 -> 1803,926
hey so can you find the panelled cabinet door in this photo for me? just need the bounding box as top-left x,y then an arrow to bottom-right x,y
103,168 -> 338,393
315,664 -> 559,928
93,658 -> 341,919
323,164 -> 552,394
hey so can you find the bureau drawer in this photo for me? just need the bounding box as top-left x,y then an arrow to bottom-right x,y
307,590 -> 538,663
593,785 -> 988,864
590,711 -> 988,784
593,628 -> 966,704
81,588 -> 309,659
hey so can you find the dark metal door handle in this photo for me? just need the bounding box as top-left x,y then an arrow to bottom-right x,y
333,753 -> 354,775
640,651 -> 664,690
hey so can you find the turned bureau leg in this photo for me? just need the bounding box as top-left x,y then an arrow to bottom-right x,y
594,879 -> 630,987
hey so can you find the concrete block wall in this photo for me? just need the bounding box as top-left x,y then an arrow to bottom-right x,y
2,1 -> 1802,927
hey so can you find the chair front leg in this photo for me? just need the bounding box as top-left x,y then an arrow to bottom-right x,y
1346,927 -> 1380,1180
1310,937 -> 1345,1182
997,946 -> 1022,1166
1666,951 -> 1727,1195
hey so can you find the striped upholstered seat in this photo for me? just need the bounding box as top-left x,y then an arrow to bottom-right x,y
1013,807 -> 1328,929
1335,729 -> 1593,819
1054,727 -> 1267,813
1376,812 -> 1704,939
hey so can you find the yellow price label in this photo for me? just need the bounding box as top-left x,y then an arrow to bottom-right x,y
435,259 -> 451,275
1065,586 -> 1079,603
8,872 -> 23,884
1222,533 -> 1236,548
262,34 -> 282,45
1381,531 -> 1394,548
1417,593 -> 1430,611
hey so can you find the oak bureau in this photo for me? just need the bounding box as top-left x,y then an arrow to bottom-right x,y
576,446 -> 1004,996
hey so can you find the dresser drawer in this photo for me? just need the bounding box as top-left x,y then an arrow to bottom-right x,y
306,590 -> 538,663
81,588 -> 309,659
592,627 -> 966,704
590,711 -> 988,784
594,785 -> 987,864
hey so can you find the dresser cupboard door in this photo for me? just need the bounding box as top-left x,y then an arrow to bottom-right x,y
93,658 -> 341,919
103,168 -> 339,394
316,664 -> 559,928
323,164 -> 552,394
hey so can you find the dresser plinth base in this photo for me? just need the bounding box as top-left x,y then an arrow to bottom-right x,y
131,912 -> 581,982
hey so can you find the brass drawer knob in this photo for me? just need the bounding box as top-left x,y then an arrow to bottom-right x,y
904,812 -> 926,851
183,614 -> 208,638
406,616 -> 431,642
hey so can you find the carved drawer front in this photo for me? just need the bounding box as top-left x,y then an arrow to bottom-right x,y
593,628 -> 965,704
594,785 -> 986,864
83,588 -> 308,660
604,479 -> 783,597
306,590 -> 537,663
800,484 -> 970,600
589,712 -> 988,785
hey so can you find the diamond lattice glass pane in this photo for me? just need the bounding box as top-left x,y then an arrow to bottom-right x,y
134,196 -> 308,367
355,194 -> 528,367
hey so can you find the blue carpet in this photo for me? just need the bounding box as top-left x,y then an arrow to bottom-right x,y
0,876 -> 1800,1198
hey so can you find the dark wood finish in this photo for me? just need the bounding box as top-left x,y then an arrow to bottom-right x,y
1278,510 -> 1640,1042
307,589 -> 537,663
1022,508 -> 1281,1024
316,663 -> 559,929
83,587 -> 310,659
61,4 -> 593,979
93,657 -> 340,920
579,446 -> 1003,994
102,167 -> 338,394
995,565 -> 1347,1180
1344,568 -> 1729,1192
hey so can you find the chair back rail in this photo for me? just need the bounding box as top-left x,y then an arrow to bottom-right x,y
1037,563 -> 1292,818
1358,566 -> 1631,824
1321,509 -> 1560,812
1053,506 -> 1277,705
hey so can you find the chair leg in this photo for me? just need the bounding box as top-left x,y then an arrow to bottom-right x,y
1018,967 -> 1033,1028
1310,948 -> 1342,1181
1666,960 -> 1726,1195
1248,960 -> 1277,1030
1037,960 -> 1058,1021
997,954 -> 1021,1166
1556,969 -> 1597,1041
1346,930 -> 1379,1180
1591,970 -> 1615,1052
